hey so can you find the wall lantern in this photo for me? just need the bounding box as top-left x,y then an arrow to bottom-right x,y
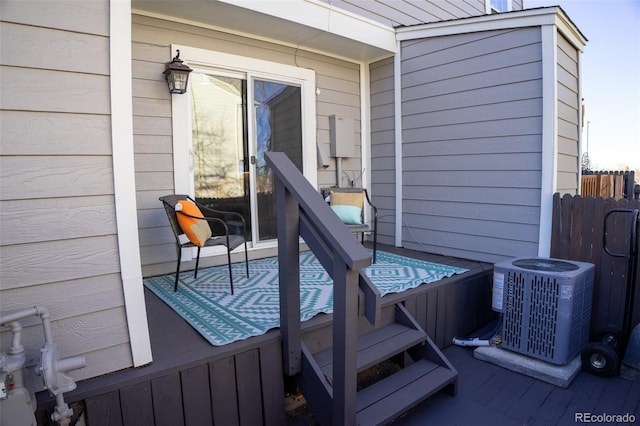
163,50 -> 193,94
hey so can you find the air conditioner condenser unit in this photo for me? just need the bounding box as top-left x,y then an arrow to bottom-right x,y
492,257 -> 595,365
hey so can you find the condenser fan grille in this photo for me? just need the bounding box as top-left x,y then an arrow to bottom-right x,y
512,258 -> 579,272
495,257 -> 594,365
525,274 -> 559,359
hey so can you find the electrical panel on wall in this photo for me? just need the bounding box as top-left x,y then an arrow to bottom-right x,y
329,115 -> 355,158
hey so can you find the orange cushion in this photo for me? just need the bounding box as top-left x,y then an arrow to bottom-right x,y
175,199 -> 212,247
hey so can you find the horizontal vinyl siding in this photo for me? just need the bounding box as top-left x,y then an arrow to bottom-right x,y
370,57 -> 396,245
400,27 -> 543,263
556,32 -> 580,195
318,0 -> 522,27
0,1 -> 133,381
132,15 -> 362,276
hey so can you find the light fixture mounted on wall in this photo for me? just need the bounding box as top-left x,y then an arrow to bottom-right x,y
163,49 -> 193,94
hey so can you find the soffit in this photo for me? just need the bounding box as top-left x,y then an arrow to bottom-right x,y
132,0 -> 397,62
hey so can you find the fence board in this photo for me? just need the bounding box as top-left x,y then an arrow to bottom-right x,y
550,193 -> 640,339
581,170 -> 636,200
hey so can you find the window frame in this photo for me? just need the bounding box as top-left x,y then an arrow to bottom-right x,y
169,45 -> 318,194
486,0 -> 513,14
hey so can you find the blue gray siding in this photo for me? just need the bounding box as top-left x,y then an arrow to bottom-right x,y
318,0 -> 523,26
399,27 -> 544,263
370,57 -> 396,245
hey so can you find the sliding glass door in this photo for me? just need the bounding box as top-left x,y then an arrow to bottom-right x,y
190,71 -> 303,245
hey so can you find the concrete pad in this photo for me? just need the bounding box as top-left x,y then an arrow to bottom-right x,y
473,346 -> 581,388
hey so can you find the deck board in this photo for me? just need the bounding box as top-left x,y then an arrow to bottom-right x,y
394,345 -> 640,425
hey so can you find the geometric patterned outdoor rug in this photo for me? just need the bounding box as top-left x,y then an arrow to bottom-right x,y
143,250 -> 467,346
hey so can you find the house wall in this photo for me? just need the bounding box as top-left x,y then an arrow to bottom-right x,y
369,57 -> 397,246
397,27 -> 545,263
317,0 -> 523,27
131,14 -> 364,277
0,1 -> 134,381
555,32 -> 581,195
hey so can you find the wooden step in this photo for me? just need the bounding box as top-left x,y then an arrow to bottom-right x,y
356,359 -> 458,426
313,322 -> 427,382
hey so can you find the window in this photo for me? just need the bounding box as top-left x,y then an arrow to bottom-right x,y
487,0 -> 511,13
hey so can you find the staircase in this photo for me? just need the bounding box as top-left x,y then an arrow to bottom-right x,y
297,304 -> 458,425
265,152 -> 457,425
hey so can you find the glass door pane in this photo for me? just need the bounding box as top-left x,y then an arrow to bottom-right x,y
253,79 -> 303,242
191,73 -> 251,239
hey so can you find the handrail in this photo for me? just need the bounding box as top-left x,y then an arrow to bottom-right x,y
266,152 -> 380,425
268,153 -> 371,270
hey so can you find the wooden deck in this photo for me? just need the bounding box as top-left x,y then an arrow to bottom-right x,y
393,344 -> 640,425
288,342 -> 640,425
34,244 -> 639,425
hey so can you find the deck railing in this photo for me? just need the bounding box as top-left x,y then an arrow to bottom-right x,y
265,152 -> 380,425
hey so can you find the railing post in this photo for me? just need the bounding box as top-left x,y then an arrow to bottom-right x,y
276,178 -> 302,376
266,151 -> 374,424
332,258 -> 359,426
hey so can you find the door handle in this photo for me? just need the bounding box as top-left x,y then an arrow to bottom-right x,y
189,149 -> 196,171
250,155 -> 256,165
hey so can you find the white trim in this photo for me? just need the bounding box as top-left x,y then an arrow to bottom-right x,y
217,0 -> 396,52
393,40 -> 403,247
537,24 -> 558,258
485,0 -> 513,14
175,45 -> 318,189
577,45 -> 584,194
396,7 -> 586,51
132,7 -> 395,65
171,45 -> 317,247
110,0 -> 152,367
360,62 -> 371,192
171,89 -> 192,195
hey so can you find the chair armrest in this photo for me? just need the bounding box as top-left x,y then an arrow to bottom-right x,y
189,197 -> 248,229
362,189 -> 378,219
175,210 -> 231,235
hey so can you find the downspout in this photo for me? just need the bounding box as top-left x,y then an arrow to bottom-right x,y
538,23 -> 559,257
394,40 -> 403,247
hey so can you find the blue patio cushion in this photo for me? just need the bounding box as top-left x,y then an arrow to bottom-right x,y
330,190 -> 364,225
330,204 -> 362,225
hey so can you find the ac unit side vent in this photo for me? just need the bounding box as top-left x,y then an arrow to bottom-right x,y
493,257 -> 595,365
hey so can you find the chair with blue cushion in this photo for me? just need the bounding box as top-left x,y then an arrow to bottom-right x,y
321,187 -> 378,263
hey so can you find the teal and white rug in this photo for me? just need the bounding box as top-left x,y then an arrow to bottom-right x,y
144,250 -> 467,346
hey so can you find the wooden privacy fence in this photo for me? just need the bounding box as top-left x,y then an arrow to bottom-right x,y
581,170 -> 636,200
550,193 -> 640,338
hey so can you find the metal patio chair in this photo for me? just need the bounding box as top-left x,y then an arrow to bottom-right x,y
159,195 -> 249,294
322,187 -> 378,263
